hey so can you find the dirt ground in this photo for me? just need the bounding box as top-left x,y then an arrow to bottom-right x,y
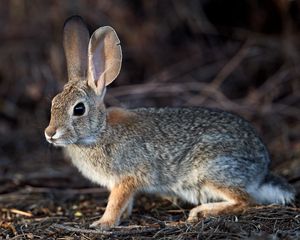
0,1 -> 300,239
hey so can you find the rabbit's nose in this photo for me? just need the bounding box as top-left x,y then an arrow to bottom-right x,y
45,127 -> 57,140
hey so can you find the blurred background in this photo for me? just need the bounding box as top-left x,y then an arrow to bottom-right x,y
0,0 -> 299,196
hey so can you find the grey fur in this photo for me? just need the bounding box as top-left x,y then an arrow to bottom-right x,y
64,106 -> 294,204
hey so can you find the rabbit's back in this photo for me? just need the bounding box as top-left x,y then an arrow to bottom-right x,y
81,107 -> 267,188
128,107 -> 268,163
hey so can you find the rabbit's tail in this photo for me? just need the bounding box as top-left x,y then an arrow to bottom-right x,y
249,173 -> 295,205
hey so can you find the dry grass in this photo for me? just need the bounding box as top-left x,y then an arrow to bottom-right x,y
0,188 -> 299,239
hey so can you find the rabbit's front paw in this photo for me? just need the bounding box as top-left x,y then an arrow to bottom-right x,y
90,217 -> 119,229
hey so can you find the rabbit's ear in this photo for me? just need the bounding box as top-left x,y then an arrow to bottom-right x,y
63,16 -> 89,81
87,26 -> 122,96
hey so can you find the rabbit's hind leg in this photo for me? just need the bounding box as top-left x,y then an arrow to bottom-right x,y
187,183 -> 252,222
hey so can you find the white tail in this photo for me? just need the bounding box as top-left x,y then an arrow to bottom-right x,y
248,174 -> 295,205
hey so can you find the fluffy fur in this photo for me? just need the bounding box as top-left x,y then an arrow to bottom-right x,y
45,16 -> 295,229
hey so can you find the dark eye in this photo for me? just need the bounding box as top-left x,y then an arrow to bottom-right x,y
73,102 -> 85,116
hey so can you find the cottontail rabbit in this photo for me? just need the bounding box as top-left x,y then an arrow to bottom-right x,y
45,16 -> 295,228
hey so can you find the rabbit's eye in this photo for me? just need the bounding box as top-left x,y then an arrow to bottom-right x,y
73,102 -> 85,116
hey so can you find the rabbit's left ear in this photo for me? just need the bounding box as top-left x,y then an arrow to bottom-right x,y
63,16 -> 90,82
87,26 -> 122,96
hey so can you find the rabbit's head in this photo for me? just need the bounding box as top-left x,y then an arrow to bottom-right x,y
45,16 -> 122,146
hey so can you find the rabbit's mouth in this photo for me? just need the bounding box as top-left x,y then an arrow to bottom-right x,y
46,137 -> 72,147
45,128 -> 74,147
45,131 -> 94,147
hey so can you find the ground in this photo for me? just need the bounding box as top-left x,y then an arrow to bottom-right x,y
0,180 -> 299,239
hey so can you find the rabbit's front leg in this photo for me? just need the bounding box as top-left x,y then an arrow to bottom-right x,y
122,195 -> 134,219
90,177 -> 137,229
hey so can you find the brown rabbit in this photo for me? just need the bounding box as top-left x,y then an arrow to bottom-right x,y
45,16 -> 295,229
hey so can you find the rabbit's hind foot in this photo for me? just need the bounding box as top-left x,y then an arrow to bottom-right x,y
187,183 -> 252,222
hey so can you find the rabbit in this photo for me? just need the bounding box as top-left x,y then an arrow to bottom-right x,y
45,16 -> 295,229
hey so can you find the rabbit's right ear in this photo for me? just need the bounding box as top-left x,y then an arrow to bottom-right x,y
87,26 -> 122,96
63,16 -> 89,81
